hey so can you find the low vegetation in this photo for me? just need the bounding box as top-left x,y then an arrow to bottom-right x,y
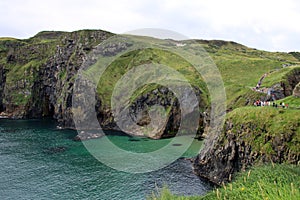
149,164 -> 300,200
275,96 -> 300,109
226,106 -> 300,154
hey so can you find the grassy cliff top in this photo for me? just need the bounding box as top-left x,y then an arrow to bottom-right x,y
226,106 -> 300,154
150,164 -> 300,200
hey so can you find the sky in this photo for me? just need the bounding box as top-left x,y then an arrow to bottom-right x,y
0,0 -> 300,52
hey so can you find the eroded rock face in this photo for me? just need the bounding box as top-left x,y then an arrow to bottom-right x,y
0,30 -> 208,139
282,68 -> 300,96
0,64 -> 6,112
293,82 -> 300,97
0,30 -> 112,124
30,31 -> 113,128
92,85 -> 206,139
193,120 -> 299,185
126,86 -> 205,139
266,68 -> 300,100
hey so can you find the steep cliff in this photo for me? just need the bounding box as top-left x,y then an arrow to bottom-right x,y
193,65 -> 300,185
194,106 -> 300,185
0,30 -> 210,139
0,30 -> 113,120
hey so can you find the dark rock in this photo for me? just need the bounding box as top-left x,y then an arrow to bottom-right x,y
44,146 -> 67,154
0,64 -> 6,112
193,120 -> 300,185
172,143 -> 183,146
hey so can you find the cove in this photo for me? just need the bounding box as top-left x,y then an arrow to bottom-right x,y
0,119 -> 211,199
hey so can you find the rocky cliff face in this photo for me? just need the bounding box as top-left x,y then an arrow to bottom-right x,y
293,82 -> 300,97
0,30 -> 208,139
0,64 -> 5,112
27,31 -> 113,128
194,107 -> 300,185
0,30 -> 113,121
281,67 -> 300,97
193,67 -> 300,185
114,86 -> 205,139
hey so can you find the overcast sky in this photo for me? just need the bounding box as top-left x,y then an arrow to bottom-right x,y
1,0 -> 299,52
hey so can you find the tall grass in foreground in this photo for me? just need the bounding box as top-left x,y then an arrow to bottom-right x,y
148,164 -> 300,200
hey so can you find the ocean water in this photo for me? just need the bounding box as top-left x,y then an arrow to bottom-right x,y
0,119 -> 211,200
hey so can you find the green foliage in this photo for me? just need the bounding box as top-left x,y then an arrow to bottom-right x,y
58,68 -> 67,80
203,41 -> 300,108
4,60 -> 43,106
226,107 -> 300,154
261,66 -> 300,88
90,48 -> 208,107
275,96 -> 300,109
26,31 -> 68,44
149,164 -> 300,200
10,93 -> 31,106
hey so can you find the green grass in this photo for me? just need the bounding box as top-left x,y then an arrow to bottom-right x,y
226,87 -> 267,110
221,62 -> 300,109
203,41 -> 300,108
261,66 -> 300,88
149,164 -> 300,200
5,60 -> 45,106
88,38 -> 299,109
275,96 -> 300,109
226,106 -> 300,154
85,37 -> 300,110
88,48 -> 208,107
1,29 -> 113,108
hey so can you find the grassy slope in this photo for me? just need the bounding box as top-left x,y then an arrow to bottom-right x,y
201,42 -> 300,108
226,106 -> 300,154
261,65 -> 300,87
87,38 -> 300,111
275,96 -> 300,109
89,47 -> 209,107
149,164 -> 300,200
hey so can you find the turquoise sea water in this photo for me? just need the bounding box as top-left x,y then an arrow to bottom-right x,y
0,119 -> 211,199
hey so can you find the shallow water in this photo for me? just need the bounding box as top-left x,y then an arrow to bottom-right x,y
0,119 -> 211,199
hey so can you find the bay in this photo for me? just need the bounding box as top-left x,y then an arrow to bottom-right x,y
0,119 -> 211,200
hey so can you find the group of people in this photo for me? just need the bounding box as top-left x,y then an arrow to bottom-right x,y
254,100 -> 288,108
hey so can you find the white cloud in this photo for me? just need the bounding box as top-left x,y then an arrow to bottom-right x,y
0,0 -> 299,51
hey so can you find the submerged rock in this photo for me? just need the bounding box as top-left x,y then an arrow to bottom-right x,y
73,131 -> 104,141
44,146 -> 67,154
